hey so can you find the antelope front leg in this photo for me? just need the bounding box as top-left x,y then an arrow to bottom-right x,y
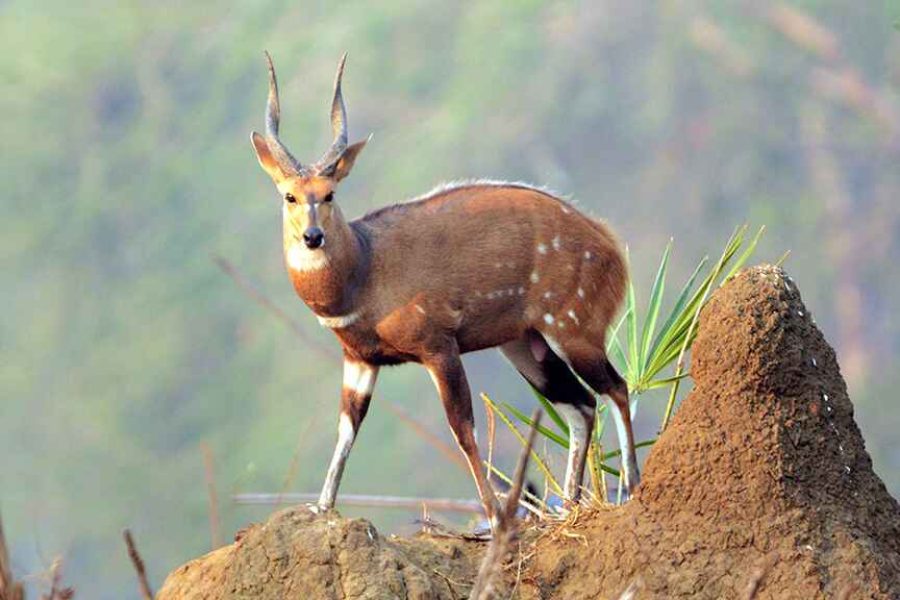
423,348 -> 500,522
317,358 -> 379,511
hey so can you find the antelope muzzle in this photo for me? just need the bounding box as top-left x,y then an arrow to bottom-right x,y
303,227 -> 325,249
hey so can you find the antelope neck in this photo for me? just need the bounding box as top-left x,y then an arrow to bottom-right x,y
287,221 -> 369,321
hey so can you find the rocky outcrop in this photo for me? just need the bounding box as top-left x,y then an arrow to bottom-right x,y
160,266 -> 900,599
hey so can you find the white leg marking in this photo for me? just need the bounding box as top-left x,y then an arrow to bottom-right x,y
607,398 -> 639,495
343,361 -> 379,397
318,413 -> 357,508
555,404 -> 590,500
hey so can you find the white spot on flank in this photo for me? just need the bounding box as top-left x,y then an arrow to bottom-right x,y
537,243 -> 548,255
543,291 -> 553,299
495,262 -> 503,268
507,288 -> 515,296
530,271 -> 540,283
543,313 -> 555,325
577,288 -> 585,298
567,310 -> 580,325
561,206 -> 571,214
552,236 -> 561,251
317,310 -> 360,329
518,286 -> 525,295
584,251 -> 592,260
414,304 -> 426,315
557,321 -> 565,328
287,244 -> 329,272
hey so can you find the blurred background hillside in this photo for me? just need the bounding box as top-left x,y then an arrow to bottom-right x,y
2,0 -> 899,597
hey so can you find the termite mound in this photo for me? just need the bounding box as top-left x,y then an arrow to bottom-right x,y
523,265 -> 900,599
158,265 -> 900,598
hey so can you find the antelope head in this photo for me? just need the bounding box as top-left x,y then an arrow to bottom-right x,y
251,52 -> 369,254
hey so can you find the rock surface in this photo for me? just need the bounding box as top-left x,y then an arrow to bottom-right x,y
159,266 -> 900,599
157,507 -> 484,599
524,266 -> 900,599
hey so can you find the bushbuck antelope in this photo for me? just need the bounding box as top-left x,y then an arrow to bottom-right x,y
250,53 -> 639,520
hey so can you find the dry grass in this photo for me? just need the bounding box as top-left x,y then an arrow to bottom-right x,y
123,529 -> 153,600
469,410 -> 541,600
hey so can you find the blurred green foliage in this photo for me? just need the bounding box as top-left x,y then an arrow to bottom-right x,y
2,1 -> 898,597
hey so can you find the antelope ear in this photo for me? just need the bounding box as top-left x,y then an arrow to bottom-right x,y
332,135 -> 370,182
250,131 -> 286,182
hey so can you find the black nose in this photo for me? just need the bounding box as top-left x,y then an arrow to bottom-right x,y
303,227 -> 325,249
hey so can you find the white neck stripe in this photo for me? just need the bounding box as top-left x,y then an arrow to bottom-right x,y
316,310 -> 360,329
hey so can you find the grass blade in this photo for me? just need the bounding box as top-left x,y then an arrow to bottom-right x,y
503,402 -> 568,447
530,389 -> 568,435
638,240 -> 671,379
481,393 -> 563,495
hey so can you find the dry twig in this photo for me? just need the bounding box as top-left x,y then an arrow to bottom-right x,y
0,514 -> 24,600
235,493 -> 482,514
200,442 -> 222,549
123,529 -> 153,600
745,554 -> 775,600
469,410 -> 542,600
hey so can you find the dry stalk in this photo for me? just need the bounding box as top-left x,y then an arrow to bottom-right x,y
200,442 -> 222,549
617,579 -> 640,600
41,558 -> 74,600
469,410 -> 542,600
123,529 -> 153,600
745,554 -> 775,600
0,514 -> 24,600
235,492 -> 482,514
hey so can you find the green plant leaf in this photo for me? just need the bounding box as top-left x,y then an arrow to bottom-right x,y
647,255 -> 707,366
481,393 -> 563,495
504,401 -> 568,447
638,239 -> 671,377
530,389 -> 568,435
601,439 -> 657,460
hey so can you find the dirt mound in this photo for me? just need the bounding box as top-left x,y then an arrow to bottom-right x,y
159,266 -> 900,599
157,506 -> 485,599
523,265 -> 900,599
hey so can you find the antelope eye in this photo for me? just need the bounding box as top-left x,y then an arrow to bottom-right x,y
323,192 -> 334,203
284,193 -> 296,204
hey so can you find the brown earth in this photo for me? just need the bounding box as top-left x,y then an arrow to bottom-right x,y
157,507 -> 485,599
159,265 -> 900,599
